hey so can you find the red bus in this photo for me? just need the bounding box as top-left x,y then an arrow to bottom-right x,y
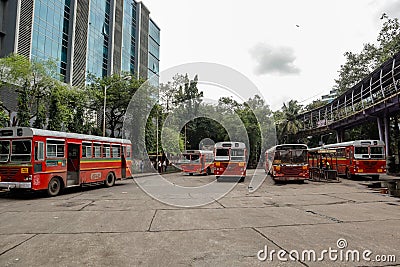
178,150 -> 214,175
315,140 -> 386,180
265,144 -> 309,182
0,127 -> 132,196
214,142 -> 247,182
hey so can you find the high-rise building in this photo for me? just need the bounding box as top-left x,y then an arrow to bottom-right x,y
0,0 -> 160,86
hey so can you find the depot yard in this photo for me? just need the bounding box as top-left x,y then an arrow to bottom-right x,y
0,170 -> 399,266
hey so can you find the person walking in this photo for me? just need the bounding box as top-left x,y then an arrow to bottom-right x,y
163,160 -> 167,172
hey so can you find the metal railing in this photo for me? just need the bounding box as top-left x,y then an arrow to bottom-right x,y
297,52 -> 400,131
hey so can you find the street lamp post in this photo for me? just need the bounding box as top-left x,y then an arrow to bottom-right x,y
320,132 -> 333,146
103,75 -> 131,137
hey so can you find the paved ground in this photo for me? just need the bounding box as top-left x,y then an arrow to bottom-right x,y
0,171 -> 399,266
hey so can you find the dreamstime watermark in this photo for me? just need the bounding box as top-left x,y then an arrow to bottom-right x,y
257,238 -> 397,263
122,62 -> 277,207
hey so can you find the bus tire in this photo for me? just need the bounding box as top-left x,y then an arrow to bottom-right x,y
104,172 -> 115,187
345,169 -> 352,179
371,175 -> 379,181
206,167 -> 211,175
239,176 -> 245,183
189,173 -> 193,176
47,177 -> 62,197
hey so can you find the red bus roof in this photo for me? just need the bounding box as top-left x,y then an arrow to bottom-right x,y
0,127 -> 131,144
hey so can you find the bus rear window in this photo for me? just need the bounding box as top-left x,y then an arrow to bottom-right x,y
11,140 -> 31,162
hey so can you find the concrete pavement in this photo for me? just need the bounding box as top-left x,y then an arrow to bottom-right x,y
0,171 -> 399,266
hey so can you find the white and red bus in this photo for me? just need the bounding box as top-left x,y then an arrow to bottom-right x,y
214,142 -> 247,182
0,127 -> 132,196
178,150 -> 214,175
265,144 -> 309,182
317,140 -> 386,180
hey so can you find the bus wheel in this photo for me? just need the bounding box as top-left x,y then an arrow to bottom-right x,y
371,175 -> 379,181
206,167 -> 211,175
239,177 -> 245,183
189,173 -> 193,176
346,169 -> 352,179
104,172 -> 115,187
47,177 -> 62,197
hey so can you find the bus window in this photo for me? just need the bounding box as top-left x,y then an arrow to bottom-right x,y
354,147 -> 369,159
292,150 -> 307,163
93,143 -> 101,158
47,140 -> 65,158
82,142 -> 92,158
102,144 -> 111,158
126,146 -> 131,158
35,141 -> 44,161
216,149 -> 229,157
11,140 -> 32,162
0,140 -> 10,162
190,154 -> 200,162
112,145 -> 120,158
231,149 -> 245,161
370,147 -> 384,159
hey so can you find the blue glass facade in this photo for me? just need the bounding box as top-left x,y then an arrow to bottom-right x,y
121,0 -> 137,74
87,0 -> 111,78
31,0 -> 71,81
148,19 -> 160,83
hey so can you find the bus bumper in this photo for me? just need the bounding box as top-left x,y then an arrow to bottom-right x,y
0,182 -> 32,189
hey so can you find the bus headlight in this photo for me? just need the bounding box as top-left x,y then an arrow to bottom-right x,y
24,175 -> 32,181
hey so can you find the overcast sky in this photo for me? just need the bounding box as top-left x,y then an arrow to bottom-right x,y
143,0 -> 400,110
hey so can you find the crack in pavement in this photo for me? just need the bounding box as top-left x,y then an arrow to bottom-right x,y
0,234 -> 38,257
251,227 -> 309,267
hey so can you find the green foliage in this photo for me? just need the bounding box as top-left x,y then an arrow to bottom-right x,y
88,74 -> 145,137
274,100 -> 303,144
334,15 -> 400,94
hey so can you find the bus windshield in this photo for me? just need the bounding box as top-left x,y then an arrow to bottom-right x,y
274,149 -> 307,164
230,149 -> 245,161
180,154 -> 200,163
370,146 -> 384,159
354,146 -> 384,159
11,140 -> 32,162
0,140 -> 10,162
216,149 -> 229,157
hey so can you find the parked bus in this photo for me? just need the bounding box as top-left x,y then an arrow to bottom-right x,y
316,140 -> 386,180
265,144 -> 309,182
214,142 -> 247,182
178,150 -> 214,175
0,127 -> 132,196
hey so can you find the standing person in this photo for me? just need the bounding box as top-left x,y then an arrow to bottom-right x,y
163,159 -> 167,172
158,160 -> 162,173
140,160 -> 144,173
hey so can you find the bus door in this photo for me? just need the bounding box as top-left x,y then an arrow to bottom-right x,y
121,145 -> 127,178
67,143 -> 80,186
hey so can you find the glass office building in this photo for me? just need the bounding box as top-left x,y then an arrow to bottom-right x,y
0,0 -> 160,85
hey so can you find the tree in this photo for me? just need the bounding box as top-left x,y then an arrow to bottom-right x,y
88,74 -> 145,137
275,100 -> 303,144
0,54 -> 61,127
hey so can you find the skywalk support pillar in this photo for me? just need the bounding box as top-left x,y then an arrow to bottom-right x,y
377,117 -> 384,141
335,129 -> 344,143
384,115 -> 390,157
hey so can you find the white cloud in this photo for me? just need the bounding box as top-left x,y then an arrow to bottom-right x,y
250,43 -> 300,76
